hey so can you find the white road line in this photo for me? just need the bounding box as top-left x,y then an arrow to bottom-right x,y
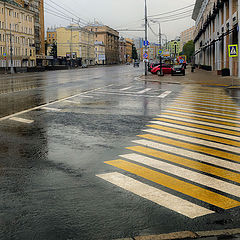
172,100 -> 238,109
149,121 -> 240,142
137,88 -> 152,94
120,86 -> 133,91
9,117 -> 34,124
143,128 -> 240,154
96,172 -> 214,218
158,91 -> 172,98
92,91 -> 162,98
166,107 -> 240,118
120,153 -> 240,197
64,100 -> 81,104
163,110 -> 240,124
157,115 -> 240,132
41,107 -> 61,112
0,84 -> 114,122
132,139 -> 240,172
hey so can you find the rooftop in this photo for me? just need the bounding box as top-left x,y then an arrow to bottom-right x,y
192,0 -> 204,20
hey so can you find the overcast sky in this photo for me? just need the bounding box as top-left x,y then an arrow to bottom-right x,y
44,0 -> 196,42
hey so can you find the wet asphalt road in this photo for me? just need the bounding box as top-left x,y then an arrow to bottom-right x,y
0,65 -> 240,240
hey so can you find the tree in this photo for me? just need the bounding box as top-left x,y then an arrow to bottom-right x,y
182,40 -> 195,62
50,42 -> 57,59
132,44 -> 138,60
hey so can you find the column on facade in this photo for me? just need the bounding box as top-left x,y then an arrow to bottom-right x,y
223,2 -> 227,68
229,0 -> 233,75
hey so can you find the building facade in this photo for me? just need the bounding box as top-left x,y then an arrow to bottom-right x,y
119,37 -> 126,64
86,23 -> 119,64
125,38 -> 133,63
0,0 -> 35,68
15,0 -> 45,58
192,0 -> 239,76
47,28 -> 56,44
180,26 -> 195,51
56,25 -> 95,65
95,41 -> 105,64
168,39 -> 181,57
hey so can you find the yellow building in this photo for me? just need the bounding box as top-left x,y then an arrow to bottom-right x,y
57,25 -> 95,65
47,28 -> 56,44
86,23 -> 119,64
0,0 -> 35,68
125,38 -> 133,63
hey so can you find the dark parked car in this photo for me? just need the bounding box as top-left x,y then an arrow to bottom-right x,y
171,65 -> 185,76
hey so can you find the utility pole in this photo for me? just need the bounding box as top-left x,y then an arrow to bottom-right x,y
158,23 -> 162,74
70,25 -> 73,68
10,24 -> 14,74
144,0 -> 148,76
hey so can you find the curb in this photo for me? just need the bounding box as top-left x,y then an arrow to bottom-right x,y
115,228 -> 240,240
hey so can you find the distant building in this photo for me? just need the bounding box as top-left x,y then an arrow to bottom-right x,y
119,37 -> 126,64
47,28 -> 57,44
95,41 -> 105,65
125,38 -> 133,63
168,40 -> 181,57
180,26 -> 195,51
140,44 -> 158,61
0,0 -> 36,68
192,0 -> 239,76
56,25 -> 95,65
85,23 -> 119,64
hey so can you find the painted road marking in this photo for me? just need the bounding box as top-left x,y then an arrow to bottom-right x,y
158,91 -> 172,98
91,91 -> 163,98
177,96 -> 234,104
153,118 -> 240,136
0,84 -> 114,123
127,145 -> 240,183
131,139 -> 240,172
149,121 -> 240,142
64,100 -> 81,104
172,100 -> 238,111
143,128 -> 240,154
175,97 -> 236,107
180,92 -> 232,98
9,117 -> 34,124
163,110 -> 240,124
145,125 -> 240,148
137,88 -> 152,94
138,134 -> 240,163
97,172 -> 214,218
159,113 -> 240,128
105,160 -> 240,209
120,86 -> 133,91
120,153 -> 240,198
41,107 -> 61,112
155,115 -> 240,133
166,107 -> 240,121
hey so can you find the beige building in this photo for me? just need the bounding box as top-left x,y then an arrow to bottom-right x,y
47,28 -> 56,44
0,0 -> 35,68
56,25 -> 95,65
192,0 -> 239,76
95,41 -> 105,64
125,38 -> 133,63
86,23 -> 119,64
180,26 -> 195,51
119,37 -> 126,64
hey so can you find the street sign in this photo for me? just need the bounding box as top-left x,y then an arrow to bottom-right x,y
179,58 -> 184,64
143,53 -> 148,59
228,45 -> 238,57
3,53 -> 6,57
158,50 -> 163,54
143,40 -> 149,46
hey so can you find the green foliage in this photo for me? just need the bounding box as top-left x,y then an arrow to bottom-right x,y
50,42 -> 57,58
182,40 -> 195,62
132,44 -> 138,60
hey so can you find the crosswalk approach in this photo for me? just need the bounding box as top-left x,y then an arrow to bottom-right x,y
97,85 -> 240,219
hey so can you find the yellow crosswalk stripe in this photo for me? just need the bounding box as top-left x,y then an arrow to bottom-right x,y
105,159 -> 240,209
126,145 -> 240,184
154,117 -> 240,136
180,93 -> 232,98
170,105 -> 239,116
138,134 -> 240,163
175,97 -> 236,106
146,124 -> 240,148
161,112 -> 240,127
166,108 -> 240,121
178,95 -> 234,102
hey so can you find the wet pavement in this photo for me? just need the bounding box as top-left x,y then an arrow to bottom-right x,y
0,65 -> 240,240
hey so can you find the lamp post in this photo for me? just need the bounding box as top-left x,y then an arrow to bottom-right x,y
144,0 -> 148,76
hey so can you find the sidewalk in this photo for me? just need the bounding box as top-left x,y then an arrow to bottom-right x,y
139,68 -> 240,88
116,228 -> 240,240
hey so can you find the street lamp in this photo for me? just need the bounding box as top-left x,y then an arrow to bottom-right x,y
144,0 -> 148,76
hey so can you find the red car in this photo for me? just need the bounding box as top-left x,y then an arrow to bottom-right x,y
151,64 -> 172,75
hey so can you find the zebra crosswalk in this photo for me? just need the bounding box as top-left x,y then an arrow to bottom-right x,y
96,86 -> 240,219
